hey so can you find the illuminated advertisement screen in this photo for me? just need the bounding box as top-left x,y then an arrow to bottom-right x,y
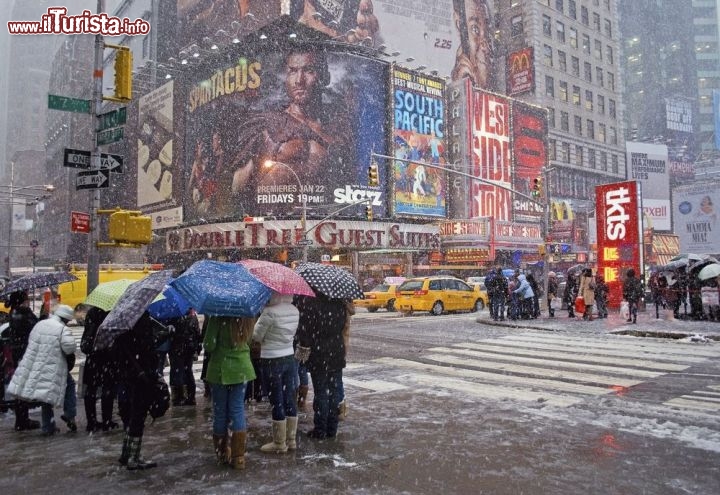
595,181 -> 640,308
469,89 -> 511,221
391,67 -> 446,218
137,80 -> 175,210
506,47 -> 535,96
511,100 -> 547,222
183,46 -> 388,223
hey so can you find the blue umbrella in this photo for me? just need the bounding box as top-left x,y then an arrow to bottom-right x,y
169,260 -> 271,317
147,284 -> 191,320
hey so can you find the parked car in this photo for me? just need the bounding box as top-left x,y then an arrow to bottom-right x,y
395,276 -> 487,316
354,283 -> 399,312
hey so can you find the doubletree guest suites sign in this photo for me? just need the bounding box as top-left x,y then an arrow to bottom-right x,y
596,181 -> 641,308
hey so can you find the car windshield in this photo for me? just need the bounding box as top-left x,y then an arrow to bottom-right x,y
369,284 -> 390,292
398,280 -> 424,291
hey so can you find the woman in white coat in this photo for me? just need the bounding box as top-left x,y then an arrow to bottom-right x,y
8,305 -> 77,435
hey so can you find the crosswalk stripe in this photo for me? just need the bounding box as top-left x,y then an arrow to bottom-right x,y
370,357 -> 613,395
422,353 -> 644,387
680,395 -> 720,403
474,339 -> 710,363
500,334 -> 720,357
453,343 -> 689,371
664,397 -> 720,412
428,346 -> 665,378
343,377 -> 408,393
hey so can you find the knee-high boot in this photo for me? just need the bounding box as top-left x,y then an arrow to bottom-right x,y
126,435 -> 157,470
286,416 -> 298,450
260,419 -> 287,453
230,431 -> 246,469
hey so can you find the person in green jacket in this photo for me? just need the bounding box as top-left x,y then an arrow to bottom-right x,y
203,316 -> 256,470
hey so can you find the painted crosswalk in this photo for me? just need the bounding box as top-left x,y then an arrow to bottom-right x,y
342,332 -> 720,414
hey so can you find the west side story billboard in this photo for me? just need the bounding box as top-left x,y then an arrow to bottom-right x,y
183,46 -> 389,223
391,67 -> 446,218
673,181 -> 720,254
625,142 -> 670,231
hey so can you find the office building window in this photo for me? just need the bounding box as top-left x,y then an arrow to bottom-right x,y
585,90 -> 593,111
558,50 -> 567,71
597,94 -> 605,114
612,154 -> 619,173
609,98 -> 616,118
593,12 -> 601,32
609,126 -> 617,144
594,39 -> 603,60
571,56 -> 580,76
542,15 -> 552,37
598,123 -> 606,143
568,0 -> 577,19
600,151 -> 608,171
556,21 -> 565,42
511,15 -> 524,36
582,34 -> 591,54
561,142 -> 570,162
581,6 -> 589,25
559,81 -> 568,101
556,0 -> 564,13
574,115 -> 583,135
544,44 -> 553,66
561,111 -> 569,131
569,27 -> 578,48
607,72 -> 614,90
588,148 -> 596,168
604,19 -> 612,38
576,145 -> 584,166
584,61 -> 592,81
596,67 -> 604,87
572,85 -> 581,105
606,45 -> 613,64
546,75 -> 555,97
548,107 -> 556,127
549,139 -> 557,160
587,119 -> 595,139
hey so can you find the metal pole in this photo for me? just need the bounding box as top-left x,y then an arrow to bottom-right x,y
5,161 -> 13,278
87,0 -> 104,294
301,193 -> 308,262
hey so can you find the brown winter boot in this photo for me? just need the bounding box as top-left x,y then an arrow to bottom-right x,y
230,431 -> 246,470
297,385 -> 309,410
213,434 -> 228,464
286,416 -> 298,450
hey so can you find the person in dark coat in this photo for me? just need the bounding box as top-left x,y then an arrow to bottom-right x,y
564,272 -> 579,318
80,306 -> 120,432
294,291 -> 348,439
594,275 -> 609,319
622,268 -> 643,324
4,291 -> 40,431
114,312 -> 167,470
546,272 -> 559,318
167,310 -> 201,406
526,273 -> 541,318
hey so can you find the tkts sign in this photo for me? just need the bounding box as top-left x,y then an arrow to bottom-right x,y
596,181 -> 640,308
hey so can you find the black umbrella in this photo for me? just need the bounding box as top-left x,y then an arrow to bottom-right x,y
295,262 -> 364,300
0,271 -> 78,299
94,270 -> 174,351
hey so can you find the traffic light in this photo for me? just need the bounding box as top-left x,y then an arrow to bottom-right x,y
365,205 -> 373,221
368,162 -> 379,187
108,210 -> 151,244
113,47 -> 133,101
532,177 -> 542,197
538,244 -> 546,256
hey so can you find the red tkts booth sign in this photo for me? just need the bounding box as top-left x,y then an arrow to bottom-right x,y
595,181 -> 641,308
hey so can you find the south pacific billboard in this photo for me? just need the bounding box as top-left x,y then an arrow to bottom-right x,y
595,181 -> 641,308
391,67 -> 446,218
183,46 -> 388,223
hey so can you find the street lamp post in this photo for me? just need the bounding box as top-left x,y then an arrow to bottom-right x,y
1,161 -> 55,278
263,160 -> 309,262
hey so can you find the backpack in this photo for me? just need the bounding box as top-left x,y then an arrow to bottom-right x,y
148,377 -> 170,420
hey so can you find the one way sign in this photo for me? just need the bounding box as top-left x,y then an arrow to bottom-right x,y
100,153 -> 123,173
76,169 -> 110,190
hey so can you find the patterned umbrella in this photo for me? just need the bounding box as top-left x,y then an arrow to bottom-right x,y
94,270 -> 174,351
294,262 -> 364,300
169,260 -> 271,317
238,259 -> 315,297
0,271 -> 78,298
83,279 -> 142,312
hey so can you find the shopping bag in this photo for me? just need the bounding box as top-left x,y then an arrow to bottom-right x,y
620,300 -> 630,320
551,297 -> 563,310
574,296 -> 585,315
76,362 -> 85,398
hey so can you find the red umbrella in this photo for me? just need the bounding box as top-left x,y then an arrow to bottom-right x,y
238,259 -> 315,297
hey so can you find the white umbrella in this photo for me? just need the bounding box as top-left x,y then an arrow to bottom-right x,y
670,253 -> 705,262
698,263 -> 720,281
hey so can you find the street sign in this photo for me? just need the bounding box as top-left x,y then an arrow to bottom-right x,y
63,148 -> 92,169
70,211 -> 91,233
96,126 -> 124,146
48,94 -> 91,113
100,153 -> 123,173
76,169 -> 110,190
297,239 -> 313,246
98,107 -> 127,131
29,240 -> 39,248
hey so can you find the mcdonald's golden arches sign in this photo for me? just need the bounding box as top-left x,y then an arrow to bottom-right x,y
506,47 -> 535,96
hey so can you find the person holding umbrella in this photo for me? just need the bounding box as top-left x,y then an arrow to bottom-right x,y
252,291 -> 300,453
204,316 -> 256,469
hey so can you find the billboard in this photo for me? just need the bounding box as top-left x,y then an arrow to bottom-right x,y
469,89 -> 511,221
511,101 -> 547,222
183,46 -> 388,223
391,67 -> 446,217
506,47 -> 534,96
714,90 -> 720,150
295,0 -> 499,92
626,142 -> 670,231
137,80 -> 176,210
673,181 -> 720,254
665,97 -> 693,134
595,181 -> 641,308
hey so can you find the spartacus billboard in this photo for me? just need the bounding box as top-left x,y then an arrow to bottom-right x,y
183,45 -> 389,223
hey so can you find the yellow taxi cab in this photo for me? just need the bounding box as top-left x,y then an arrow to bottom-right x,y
395,276 -> 487,316
354,283 -> 399,312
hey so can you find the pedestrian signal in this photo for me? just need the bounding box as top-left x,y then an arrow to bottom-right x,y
108,210 -> 151,244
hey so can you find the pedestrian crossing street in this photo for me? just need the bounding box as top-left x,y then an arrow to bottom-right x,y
67,328 -> 720,416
